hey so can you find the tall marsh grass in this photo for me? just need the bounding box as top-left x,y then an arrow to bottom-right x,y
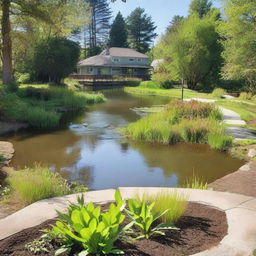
211,88 -> 227,98
7,165 -> 71,205
137,190 -> 188,224
182,176 -> 208,190
0,86 -> 105,130
124,100 -> 230,150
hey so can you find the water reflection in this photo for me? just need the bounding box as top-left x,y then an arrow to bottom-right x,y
2,89 -> 244,189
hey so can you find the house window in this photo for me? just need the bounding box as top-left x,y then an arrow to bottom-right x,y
113,58 -> 120,62
137,58 -> 142,62
129,58 -> 135,61
87,67 -> 93,72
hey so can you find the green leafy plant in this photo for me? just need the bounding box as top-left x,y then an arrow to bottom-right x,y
126,198 -> 178,239
182,176 -> 208,190
50,190 -> 129,255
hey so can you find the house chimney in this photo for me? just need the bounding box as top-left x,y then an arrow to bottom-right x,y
105,46 -> 110,55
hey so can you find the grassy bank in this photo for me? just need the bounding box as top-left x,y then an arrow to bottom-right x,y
124,86 -> 212,99
123,100 -> 233,151
0,85 -> 105,130
216,100 -> 256,128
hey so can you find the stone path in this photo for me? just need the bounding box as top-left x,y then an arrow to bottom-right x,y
0,188 -> 255,256
0,141 -> 15,166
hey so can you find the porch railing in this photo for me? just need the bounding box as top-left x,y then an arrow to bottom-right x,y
69,74 -> 149,81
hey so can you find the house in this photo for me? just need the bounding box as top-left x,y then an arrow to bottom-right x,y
76,47 -> 150,78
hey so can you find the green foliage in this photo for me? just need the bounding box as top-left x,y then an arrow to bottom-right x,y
0,86 -> 104,130
124,100 -> 228,150
239,92 -> 253,101
50,190 -> 127,255
0,154 -> 5,164
137,190 -> 188,224
154,11 -> 222,90
220,0 -> 256,93
30,37 -> 80,84
15,73 -> 31,84
139,81 -> 159,89
109,12 -> 128,47
233,140 -> 256,147
151,73 -> 174,89
189,0 -> 212,18
211,88 -> 227,98
7,165 -> 71,205
207,133 -> 233,150
182,176 -> 208,190
126,8 -> 157,53
5,81 -> 19,93
126,198 -> 178,239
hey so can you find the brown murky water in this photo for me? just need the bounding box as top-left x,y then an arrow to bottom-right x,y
2,89 -> 244,189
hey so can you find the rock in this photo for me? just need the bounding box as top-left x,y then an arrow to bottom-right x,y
248,149 -> 256,158
83,123 -> 89,127
238,163 -> 251,172
0,141 -> 14,165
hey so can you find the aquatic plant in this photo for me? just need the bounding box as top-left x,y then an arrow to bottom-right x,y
182,176 -> 208,190
207,133 -> 233,151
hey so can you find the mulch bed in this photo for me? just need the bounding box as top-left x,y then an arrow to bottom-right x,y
0,202 -> 227,256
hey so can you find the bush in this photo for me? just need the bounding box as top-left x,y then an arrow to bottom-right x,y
239,92 -> 253,100
208,133 -> 233,151
212,88 -> 227,98
7,165 -> 71,204
5,81 -> 19,93
139,81 -> 159,89
138,190 -> 188,224
15,73 -> 30,84
152,72 -> 174,89
127,80 -> 141,87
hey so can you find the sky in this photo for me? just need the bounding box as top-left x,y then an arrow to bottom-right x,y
109,0 -> 221,44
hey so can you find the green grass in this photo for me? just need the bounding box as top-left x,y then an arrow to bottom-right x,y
124,86 -> 212,99
182,176 -> 208,190
139,81 -> 159,89
216,100 -> 256,126
0,85 -> 105,130
233,139 -> 256,146
211,88 -> 227,98
124,100 -> 229,150
137,190 -> 188,224
207,133 -> 233,150
7,165 -> 71,205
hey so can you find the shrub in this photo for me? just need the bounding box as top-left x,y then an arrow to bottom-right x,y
5,81 -> 19,93
15,73 -> 31,84
239,92 -> 253,100
127,80 -> 141,87
152,72 -> 174,89
208,133 -> 233,151
211,88 -> 227,98
139,81 -> 159,89
137,190 -> 188,224
7,165 -> 71,204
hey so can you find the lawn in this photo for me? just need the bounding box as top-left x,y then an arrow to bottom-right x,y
124,86 -> 212,99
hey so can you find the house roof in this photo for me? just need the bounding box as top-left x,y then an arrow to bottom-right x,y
78,47 -> 149,67
100,47 -> 148,58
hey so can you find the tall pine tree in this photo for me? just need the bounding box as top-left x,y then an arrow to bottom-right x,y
109,12 -> 127,47
83,0 -> 112,56
189,0 -> 212,18
126,8 -> 157,53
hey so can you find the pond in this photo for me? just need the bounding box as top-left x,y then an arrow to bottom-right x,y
2,89 -> 244,190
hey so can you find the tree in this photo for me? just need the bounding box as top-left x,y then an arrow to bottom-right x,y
155,11 -> 222,90
126,8 -> 157,53
166,15 -> 184,33
189,0 -> 212,18
1,0 -> 89,85
109,12 -> 127,47
82,0 -> 112,56
220,0 -> 256,93
30,37 -> 80,84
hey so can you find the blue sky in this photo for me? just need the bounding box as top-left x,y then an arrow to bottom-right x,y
109,0 -> 220,44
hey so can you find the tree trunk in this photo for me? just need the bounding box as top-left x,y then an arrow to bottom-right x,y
1,0 -> 13,85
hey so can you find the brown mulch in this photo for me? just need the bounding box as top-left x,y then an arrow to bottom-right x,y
0,202 -> 227,256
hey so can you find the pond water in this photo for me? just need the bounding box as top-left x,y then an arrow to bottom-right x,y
2,89 -> 244,190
